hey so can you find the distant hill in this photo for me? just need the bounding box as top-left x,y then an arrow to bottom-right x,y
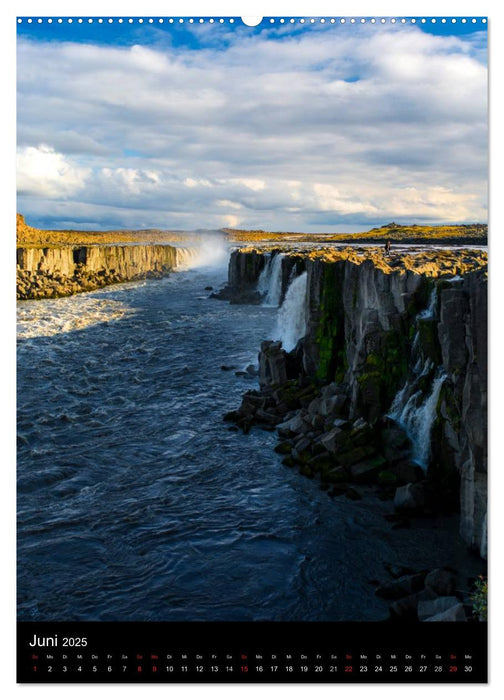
223,222 -> 488,245
16,214 -> 200,247
17,214 -> 487,247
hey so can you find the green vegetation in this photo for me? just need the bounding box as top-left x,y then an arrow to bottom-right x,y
470,575 -> 488,621
314,264 -> 347,382
356,329 -> 409,416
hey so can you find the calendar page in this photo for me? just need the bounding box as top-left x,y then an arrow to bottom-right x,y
16,13 -> 488,684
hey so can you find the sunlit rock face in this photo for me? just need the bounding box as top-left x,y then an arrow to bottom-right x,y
16,244 -> 178,299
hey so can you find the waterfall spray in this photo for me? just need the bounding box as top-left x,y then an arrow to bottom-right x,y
175,238 -> 229,269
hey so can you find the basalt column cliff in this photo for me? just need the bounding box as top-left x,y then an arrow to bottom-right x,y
224,247 -> 488,559
16,244 -> 180,300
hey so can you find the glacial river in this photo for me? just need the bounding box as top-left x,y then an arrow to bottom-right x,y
17,255 -> 477,621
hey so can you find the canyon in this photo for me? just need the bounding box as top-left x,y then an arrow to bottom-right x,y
16,234 -> 488,622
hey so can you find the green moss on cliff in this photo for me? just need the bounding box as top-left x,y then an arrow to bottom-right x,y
314,264 -> 347,382
356,329 -> 409,421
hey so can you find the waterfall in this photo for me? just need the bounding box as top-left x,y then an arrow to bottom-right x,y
176,239 -> 228,269
257,254 -> 273,294
389,370 -> 446,469
387,281 -> 445,469
275,272 -> 308,352
257,253 -> 284,307
176,247 -> 201,269
418,285 -> 438,319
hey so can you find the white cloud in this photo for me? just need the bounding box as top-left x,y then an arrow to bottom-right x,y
216,199 -> 243,210
17,145 -> 90,198
16,25 -> 487,231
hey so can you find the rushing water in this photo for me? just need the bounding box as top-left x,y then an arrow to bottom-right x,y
17,260 -> 476,622
257,252 -> 284,307
275,272 -> 308,352
390,369 -> 447,469
387,286 -> 445,469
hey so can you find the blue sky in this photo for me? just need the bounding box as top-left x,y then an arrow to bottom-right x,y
16,17 -> 488,231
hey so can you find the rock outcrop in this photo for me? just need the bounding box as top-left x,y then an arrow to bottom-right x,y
17,244 -> 178,299
212,248 -> 305,304
223,247 -> 488,558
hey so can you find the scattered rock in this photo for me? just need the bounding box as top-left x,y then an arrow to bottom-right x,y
375,573 -> 425,600
384,563 -> 417,579
274,441 -> 293,455
337,445 -> 377,468
390,461 -> 425,484
424,604 -> 467,622
322,466 -> 348,484
307,452 -> 334,473
418,596 -> 461,621
350,456 -> 386,482
381,425 -> 413,464
329,486 -> 347,498
281,456 -> 297,468
258,341 -> 289,388
320,427 -> 347,453
377,469 -> 399,486
345,487 -> 362,501
424,568 -> 457,596
388,593 -> 421,620
277,413 -> 309,436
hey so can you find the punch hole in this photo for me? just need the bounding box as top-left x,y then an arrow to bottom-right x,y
241,17 -> 263,26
